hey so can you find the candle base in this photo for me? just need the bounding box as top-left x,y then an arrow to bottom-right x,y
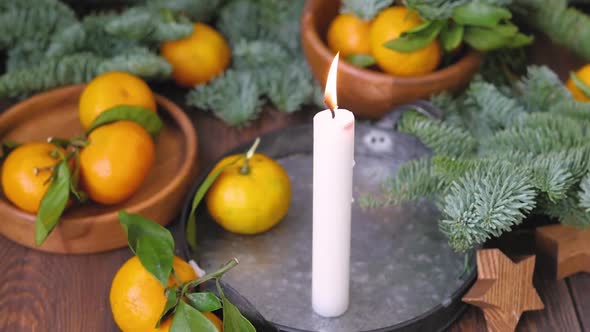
312,301 -> 349,318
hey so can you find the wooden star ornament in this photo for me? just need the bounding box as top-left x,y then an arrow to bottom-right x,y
463,249 -> 544,332
536,224 -> 590,279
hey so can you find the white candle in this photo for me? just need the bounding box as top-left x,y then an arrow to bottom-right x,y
312,53 -> 355,317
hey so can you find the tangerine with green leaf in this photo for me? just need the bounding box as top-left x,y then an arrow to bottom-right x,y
110,256 -> 201,332
205,141 -> 291,235
79,121 -> 155,205
79,71 -> 157,129
566,64 -> 590,102
370,6 -> 441,76
1,142 -> 65,213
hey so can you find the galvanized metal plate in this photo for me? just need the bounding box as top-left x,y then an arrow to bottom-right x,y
180,121 -> 474,332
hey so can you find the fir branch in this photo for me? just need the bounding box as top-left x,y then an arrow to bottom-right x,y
341,0 -> 394,20
542,190 -> 590,226
398,111 -> 477,158
256,0 -> 305,53
466,80 -> 526,131
439,163 -> 537,251
45,23 -> 87,58
186,70 -> 264,127
0,0 -> 77,49
481,124 -> 586,156
97,48 -> 172,79
232,40 -> 290,69
384,158 -> 447,204
217,0 -> 263,46
257,61 -> 314,113
0,53 -> 101,98
518,65 -> 571,112
104,7 -> 193,44
530,157 -> 576,203
80,13 -> 140,57
512,0 -> 590,61
143,0 -> 224,22
578,175 -> 590,212
6,41 -> 46,72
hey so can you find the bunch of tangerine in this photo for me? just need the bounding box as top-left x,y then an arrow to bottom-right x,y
327,5 -> 441,77
1,71 -> 158,242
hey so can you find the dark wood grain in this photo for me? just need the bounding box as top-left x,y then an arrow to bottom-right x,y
567,274 -> 590,332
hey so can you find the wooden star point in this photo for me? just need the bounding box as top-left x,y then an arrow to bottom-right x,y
536,224 -> 590,279
463,249 -> 544,332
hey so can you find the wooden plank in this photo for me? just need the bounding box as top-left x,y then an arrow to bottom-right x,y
0,237 -> 130,331
567,274 -> 590,331
0,238 -> 30,330
447,307 -> 488,332
515,271 -> 582,332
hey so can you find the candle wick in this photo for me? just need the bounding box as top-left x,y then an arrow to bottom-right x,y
330,108 -> 336,119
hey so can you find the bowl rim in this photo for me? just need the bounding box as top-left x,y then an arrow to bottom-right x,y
300,1 -> 483,84
0,84 -> 198,226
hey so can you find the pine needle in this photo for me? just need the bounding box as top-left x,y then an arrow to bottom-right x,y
341,0 -> 394,20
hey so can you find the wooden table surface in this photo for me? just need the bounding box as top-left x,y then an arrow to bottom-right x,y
1,37 -> 590,332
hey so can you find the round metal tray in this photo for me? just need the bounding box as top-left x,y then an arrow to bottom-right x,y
178,105 -> 475,332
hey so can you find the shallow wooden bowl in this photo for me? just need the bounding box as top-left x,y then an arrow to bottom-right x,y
301,0 -> 483,119
0,85 -> 198,254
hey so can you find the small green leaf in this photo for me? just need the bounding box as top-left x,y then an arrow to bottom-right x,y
86,105 -> 163,138
119,211 -> 175,287
158,288 -> 179,327
35,161 -> 71,245
463,25 -> 532,51
384,20 -> 444,53
452,2 -> 512,28
170,301 -> 219,332
407,21 -> 432,34
217,280 -> 256,332
345,54 -> 376,68
440,23 -> 464,52
186,292 -> 222,312
186,155 -> 243,252
571,72 -> 590,99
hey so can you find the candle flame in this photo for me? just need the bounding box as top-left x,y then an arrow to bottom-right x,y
324,52 -> 339,118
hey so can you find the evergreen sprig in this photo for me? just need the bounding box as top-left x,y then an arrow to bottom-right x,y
440,163 -> 536,251
398,111 -> 478,158
388,65 -> 590,251
186,0 -> 320,126
341,0 -> 394,20
186,70 -> 264,126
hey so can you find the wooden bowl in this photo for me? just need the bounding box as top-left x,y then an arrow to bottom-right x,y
0,85 -> 199,254
301,0 -> 483,119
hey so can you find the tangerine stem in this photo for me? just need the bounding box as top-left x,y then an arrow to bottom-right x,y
180,258 -> 239,296
239,137 -> 261,175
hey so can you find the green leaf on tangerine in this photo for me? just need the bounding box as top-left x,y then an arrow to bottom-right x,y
384,20 -> 444,53
217,280 -> 256,332
157,288 -> 179,327
345,54 -> 376,68
440,23 -> 464,52
86,105 -> 163,138
452,2 -> 511,28
170,301 -> 220,332
35,161 -> 71,245
119,211 -> 175,287
186,155 -> 243,252
186,292 -> 222,312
